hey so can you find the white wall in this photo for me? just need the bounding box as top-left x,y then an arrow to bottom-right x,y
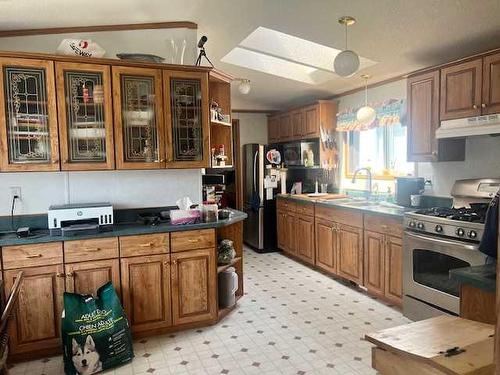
233,112 -> 268,148
416,136 -> 500,196
0,169 -> 202,216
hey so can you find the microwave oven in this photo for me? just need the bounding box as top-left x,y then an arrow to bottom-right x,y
282,141 -> 319,167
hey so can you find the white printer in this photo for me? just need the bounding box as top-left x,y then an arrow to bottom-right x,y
48,202 -> 114,236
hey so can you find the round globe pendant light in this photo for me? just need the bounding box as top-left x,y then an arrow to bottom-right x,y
356,74 -> 377,126
238,79 -> 251,94
334,16 -> 360,77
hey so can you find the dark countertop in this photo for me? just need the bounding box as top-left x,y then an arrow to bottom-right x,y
277,193 -> 410,218
0,209 -> 247,247
450,264 -> 496,293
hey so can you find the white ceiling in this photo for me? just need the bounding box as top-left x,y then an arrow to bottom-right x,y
1,0 -> 500,110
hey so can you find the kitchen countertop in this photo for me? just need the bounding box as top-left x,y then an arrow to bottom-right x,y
449,263 -> 496,293
278,193 -> 411,218
0,209 -> 247,247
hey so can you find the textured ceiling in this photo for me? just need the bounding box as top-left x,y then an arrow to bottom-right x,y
1,0 -> 500,110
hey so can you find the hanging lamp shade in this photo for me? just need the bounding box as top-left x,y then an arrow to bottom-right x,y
334,16 -> 360,77
356,74 -> 376,126
238,79 -> 251,94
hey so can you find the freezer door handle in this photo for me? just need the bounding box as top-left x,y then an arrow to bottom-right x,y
253,150 -> 258,193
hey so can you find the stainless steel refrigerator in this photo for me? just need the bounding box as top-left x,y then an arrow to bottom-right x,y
242,144 -> 279,252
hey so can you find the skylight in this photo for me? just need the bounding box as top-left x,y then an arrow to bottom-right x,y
221,27 -> 377,84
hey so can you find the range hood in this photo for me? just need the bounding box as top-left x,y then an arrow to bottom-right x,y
436,114 -> 500,139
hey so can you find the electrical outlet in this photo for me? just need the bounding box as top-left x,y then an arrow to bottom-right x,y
10,186 -> 21,201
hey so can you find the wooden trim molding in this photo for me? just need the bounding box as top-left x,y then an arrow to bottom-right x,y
0,21 -> 197,38
232,109 -> 280,114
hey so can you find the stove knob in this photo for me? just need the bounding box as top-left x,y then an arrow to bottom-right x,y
456,228 -> 465,237
435,225 -> 443,233
468,230 -> 477,239
417,222 -> 425,230
408,221 -> 416,228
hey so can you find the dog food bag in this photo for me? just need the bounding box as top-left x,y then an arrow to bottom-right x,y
62,282 -> 134,375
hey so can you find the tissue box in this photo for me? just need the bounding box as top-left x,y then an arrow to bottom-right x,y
170,209 -> 201,225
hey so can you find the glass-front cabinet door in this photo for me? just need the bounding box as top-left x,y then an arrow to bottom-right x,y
163,70 -> 209,168
55,62 -> 114,170
0,58 -> 59,171
112,66 -> 165,169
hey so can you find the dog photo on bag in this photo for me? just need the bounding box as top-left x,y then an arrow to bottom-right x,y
71,336 -> 103,375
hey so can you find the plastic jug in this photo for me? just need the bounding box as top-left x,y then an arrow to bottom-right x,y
218,267 -> 238,308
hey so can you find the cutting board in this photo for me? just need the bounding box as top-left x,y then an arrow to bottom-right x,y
294,193 -> 347,201
366,316 -> 494,375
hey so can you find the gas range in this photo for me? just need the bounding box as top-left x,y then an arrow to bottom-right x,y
405,208 -> 486,242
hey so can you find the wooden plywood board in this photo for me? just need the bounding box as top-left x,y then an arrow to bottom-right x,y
366,316 -> 494,375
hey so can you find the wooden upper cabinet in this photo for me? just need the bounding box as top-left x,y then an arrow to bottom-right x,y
5,265 -> 65,355
337,223 -> 363,285
292,110 -> 304,138
0,58 -> 59,172
163,70 -> 209,168
112,66 -> 165,169
482,52 -> 500,115
55,62 -> 114,170
268,116 -> 279,143
363,230 -> 385,298
407,70 -> 440,162
279,113 -> 292,141
315,218 -> 337,275
121,254 -> 172,333
171,248 -> 217,326
303,104 -> 319,137
440,58 -> 482,120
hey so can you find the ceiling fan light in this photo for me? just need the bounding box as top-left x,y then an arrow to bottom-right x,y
238,79 -> 251,94
334,50 -> 360,77
356,105 -> 377,126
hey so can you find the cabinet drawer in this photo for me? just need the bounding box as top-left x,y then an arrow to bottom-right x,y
120,233 -> 169,257
296,202 -> 314,216
64,237 -> 119,263
2,242 -> 63,269
171,229 -> 215,253
364,214 -> 403,237
315,205 -> 363,227
277,198 -> 296,212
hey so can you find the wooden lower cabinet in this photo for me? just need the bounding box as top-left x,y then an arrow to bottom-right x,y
5,265 -> 65,355
120,254 -> 172,333
337,224 -> 363,284
384,235 -> 403,305
315,218 -> 337,274
277,210 -> 287,250
363,231 -> 385,298
171,248 -> 217,326
296,215 -> 315,265
284,212 -> 297,255
65,258 -> 121,296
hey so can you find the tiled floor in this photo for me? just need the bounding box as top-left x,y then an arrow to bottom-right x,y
13,247 -> 411,375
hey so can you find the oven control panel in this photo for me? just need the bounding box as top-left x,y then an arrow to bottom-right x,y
405,217 -> 483,242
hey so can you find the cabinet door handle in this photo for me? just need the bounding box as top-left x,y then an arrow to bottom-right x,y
172,260 -> 177,265
139,242 -> 154,247
63,159 -> 68,164
67,272 -> 74,277
85,247 -> 101,252
482,103 -> 487,108
160,159 -> 166,163
26,254 -> 42,259
472,104 -> 478,109
56,273 -> 65,278
52,160 -> 59,164
188,239 -> 200,243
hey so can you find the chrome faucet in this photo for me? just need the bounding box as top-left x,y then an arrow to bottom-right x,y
351,167 -> 373,197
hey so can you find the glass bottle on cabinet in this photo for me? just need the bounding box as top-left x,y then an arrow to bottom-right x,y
0,58 -> 59,171
55,62 -> 114,170
164,70 -> 209,168
112,66 -> 165,169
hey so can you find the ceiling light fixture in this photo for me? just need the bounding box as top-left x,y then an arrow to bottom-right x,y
334,16 -> 360,77
237,79 -> 251,94
356,74 -> 376,126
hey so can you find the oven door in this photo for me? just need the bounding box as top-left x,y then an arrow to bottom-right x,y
403,231 -> 487,315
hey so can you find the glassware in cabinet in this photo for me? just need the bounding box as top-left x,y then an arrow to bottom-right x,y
112,66 -> 165,169
55,62 -> 114,170
163,70 -> 209,168
0,58 -> 59,171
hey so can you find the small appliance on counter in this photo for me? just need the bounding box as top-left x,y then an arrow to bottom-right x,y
395,177 -> 425,207
48,202 -> 113,236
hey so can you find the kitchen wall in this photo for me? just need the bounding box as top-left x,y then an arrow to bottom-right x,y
233,112 -> 268,148
0,169 -> 202,217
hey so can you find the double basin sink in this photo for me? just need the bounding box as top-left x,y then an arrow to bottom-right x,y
320,197 -> 407,216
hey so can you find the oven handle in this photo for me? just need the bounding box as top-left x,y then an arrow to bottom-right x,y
404,231 -> 479,251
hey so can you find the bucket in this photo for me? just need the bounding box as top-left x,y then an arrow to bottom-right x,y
218,267 -> 238,308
